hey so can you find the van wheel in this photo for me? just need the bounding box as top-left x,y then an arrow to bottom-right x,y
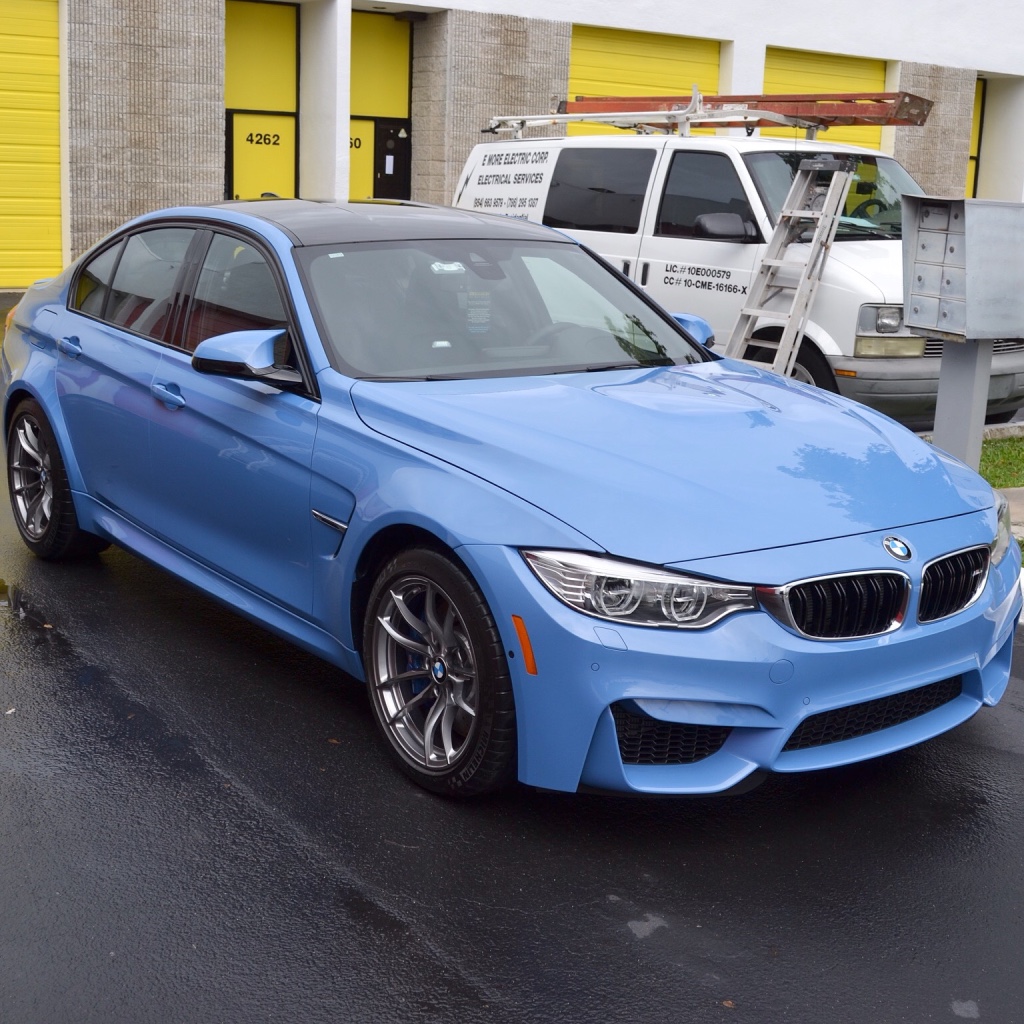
749,339 -> 838,393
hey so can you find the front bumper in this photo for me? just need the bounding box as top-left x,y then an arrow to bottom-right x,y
831,350 -> 1024,429
460,519 -> 1022,795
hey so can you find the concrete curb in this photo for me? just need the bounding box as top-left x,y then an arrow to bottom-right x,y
917,423 -> 1024,443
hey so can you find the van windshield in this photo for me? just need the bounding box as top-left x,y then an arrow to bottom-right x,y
743,152 -> 924,240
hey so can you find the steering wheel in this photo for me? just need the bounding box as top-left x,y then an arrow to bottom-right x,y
850,198 -> 890,219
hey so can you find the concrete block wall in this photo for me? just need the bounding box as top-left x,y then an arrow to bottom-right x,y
411,10 -> 570,206
66,0 -> 225,258
894,62 -> 977,197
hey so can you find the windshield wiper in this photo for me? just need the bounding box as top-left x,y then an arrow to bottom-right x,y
584,359 -> 674,372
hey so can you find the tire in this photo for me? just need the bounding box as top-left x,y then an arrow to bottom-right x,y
6,398 -> 109,560
362,547 -> 517,797
748,337 -> 838,393
985,410 -> 1017,425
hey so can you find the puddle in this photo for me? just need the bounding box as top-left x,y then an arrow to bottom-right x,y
0,578 -> 56,631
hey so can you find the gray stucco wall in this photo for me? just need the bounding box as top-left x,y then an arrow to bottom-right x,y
66,0 -> 225,258
410,10 -> 571,206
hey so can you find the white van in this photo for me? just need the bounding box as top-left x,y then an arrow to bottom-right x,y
453,133 -> 1024,428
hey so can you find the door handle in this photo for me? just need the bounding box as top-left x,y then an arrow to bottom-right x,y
151,381 -> 186,409
57,335 -> 82,358
640,263 -> 649,286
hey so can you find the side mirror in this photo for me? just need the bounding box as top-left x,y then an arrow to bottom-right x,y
671,312 -> 716,349
191,329 -> 302,387
692,212 -> 756,242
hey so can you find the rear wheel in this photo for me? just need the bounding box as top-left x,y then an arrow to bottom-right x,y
363,548 -> 517,797
6,398 -> 108,560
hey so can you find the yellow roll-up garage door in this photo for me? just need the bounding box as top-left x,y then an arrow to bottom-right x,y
568,26 -> 719,136
763,47 -> 887,150
226,1 -> 298,200
0,0 -> 61,289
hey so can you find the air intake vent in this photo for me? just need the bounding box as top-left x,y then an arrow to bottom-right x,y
782,676 -> 963,751
611,703 -> 730,765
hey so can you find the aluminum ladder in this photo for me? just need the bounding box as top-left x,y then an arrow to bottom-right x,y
723,157 -> 856,378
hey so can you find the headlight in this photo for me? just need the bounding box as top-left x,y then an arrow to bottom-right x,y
858,304 -> 903,334
991,491 -> 1013,566
854,336 -> 926,358
521,550 -> 757,629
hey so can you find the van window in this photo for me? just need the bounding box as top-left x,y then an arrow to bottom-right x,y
656,151 -> 755,238
543,148 -> 656,234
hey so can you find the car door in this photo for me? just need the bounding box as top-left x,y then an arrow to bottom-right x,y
637,148 -> 763,334
146,230 -> 319,616
55,225 -> 197,523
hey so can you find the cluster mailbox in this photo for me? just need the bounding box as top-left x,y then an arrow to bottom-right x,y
903,195 -> 1024,341
902,194 -> 1024,468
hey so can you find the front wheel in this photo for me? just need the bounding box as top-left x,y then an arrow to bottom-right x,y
6,398 -> 109,560
748,338 -> 838,393
363,548 -> 517,797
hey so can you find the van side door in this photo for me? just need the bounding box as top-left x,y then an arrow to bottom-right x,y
637,148 -> 763,334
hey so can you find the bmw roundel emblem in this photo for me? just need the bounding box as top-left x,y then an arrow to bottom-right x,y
882,536 -> 912,561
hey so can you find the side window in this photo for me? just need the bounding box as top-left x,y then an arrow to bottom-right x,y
543,148 -> 656,234
106,227 -> 195,339
656,152 -> 755,238
72,242 -> 124,318
184,234 -> 290,361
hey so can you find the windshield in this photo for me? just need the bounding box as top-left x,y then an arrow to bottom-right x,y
296,238 -> 706,380
743,151 -> 924,240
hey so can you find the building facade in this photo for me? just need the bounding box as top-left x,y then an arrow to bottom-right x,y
3,0 -> 1024,289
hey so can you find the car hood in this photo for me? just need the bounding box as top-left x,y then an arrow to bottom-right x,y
350,360 -> 992,564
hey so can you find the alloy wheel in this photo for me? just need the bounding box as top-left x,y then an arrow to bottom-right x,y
9,413 -> 54,541
371,573 -> 480,772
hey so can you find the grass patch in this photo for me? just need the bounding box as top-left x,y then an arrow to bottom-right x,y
979,436 -> 1024,490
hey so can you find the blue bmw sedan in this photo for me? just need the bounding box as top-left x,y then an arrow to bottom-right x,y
2,200 -> 1020,796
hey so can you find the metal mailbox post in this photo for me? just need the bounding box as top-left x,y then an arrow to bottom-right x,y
903,195 -> 1024,468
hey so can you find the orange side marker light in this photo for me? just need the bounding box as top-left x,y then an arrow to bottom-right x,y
511,615 -> 538,675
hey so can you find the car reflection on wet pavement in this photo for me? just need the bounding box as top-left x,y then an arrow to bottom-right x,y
0,477 -> 1022,1023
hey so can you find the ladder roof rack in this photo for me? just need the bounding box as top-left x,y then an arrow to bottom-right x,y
485,89 -> 933,139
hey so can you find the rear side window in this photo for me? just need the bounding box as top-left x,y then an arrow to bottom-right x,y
105,227 -> 195,339
656,151 -> 755,238
72,242 -> 123,317
543,148 -> 655,234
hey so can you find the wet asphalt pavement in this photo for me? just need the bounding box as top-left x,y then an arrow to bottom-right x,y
1,484 -> 1023,1024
